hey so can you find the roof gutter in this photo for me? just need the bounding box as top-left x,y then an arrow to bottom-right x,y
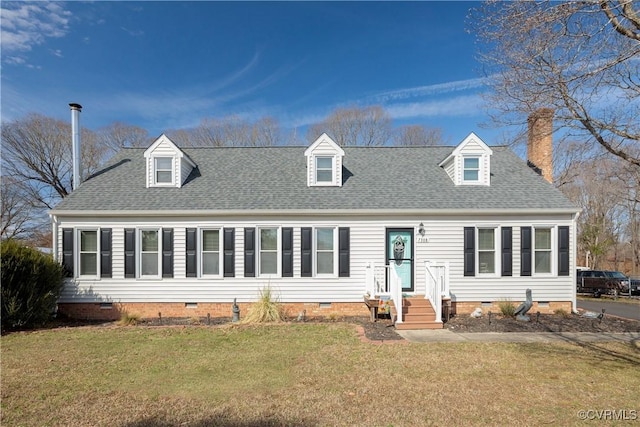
49,208 -> 581,217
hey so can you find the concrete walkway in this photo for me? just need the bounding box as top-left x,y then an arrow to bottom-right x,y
396,329 -> 640,344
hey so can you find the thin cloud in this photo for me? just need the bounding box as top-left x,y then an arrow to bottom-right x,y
373,77 -> 488,103
385,94 -> 486,119
49,49 -> 63,58
120,27 -> 144,37
0,2 -> 71,55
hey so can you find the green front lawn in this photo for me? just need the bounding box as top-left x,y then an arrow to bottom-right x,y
2,323 -> 639,426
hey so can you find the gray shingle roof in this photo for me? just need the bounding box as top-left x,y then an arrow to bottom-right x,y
52,145 -> 577,213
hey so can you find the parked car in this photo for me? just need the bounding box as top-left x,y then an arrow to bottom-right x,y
576,270 -> 630,297
630,278 -> 640,296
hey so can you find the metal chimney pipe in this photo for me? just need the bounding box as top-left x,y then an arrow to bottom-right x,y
69,103 -> 82,190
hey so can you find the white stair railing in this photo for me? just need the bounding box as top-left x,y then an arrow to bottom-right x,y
389,263 -> 403,324
425,261 -> 450,324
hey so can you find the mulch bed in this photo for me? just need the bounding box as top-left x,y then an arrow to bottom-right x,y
12,310 -> 640,342
358,310 -> 640,341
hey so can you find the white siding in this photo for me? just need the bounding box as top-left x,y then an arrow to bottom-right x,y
179,159 -> 192,187
442,157 -> 455,183
55,213 -> 576,305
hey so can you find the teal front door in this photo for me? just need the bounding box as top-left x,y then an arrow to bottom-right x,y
386,228 -> 414,292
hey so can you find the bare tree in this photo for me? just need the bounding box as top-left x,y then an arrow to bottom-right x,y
393,125 -> 446,146
471,0 -> 640,167
96,122 -> 151,151
562,158 -> 628,269
1,113 -> 108,209
171,115 -> 283,147
1,176 -> 37,239
307,105 -> 392,146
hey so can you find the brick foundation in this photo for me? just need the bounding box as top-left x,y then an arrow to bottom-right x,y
452,300 -> 572,316
57,301 -> 371,321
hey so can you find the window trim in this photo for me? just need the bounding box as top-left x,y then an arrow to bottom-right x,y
199,228 -> 223,278
153,156 -> 175,186
462,156 -> 481,184
138,228 -> 162,279
258,226 -> 281,277
314,226 -> 338,277
475,227 -> 499,277
533,225 -> 555,276
77,228 -> 99,279
314,155 -> 336,186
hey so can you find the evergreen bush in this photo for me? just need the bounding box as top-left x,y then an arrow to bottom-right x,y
1,240 -> 65,330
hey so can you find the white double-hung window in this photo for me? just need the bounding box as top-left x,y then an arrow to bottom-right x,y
477,228 -> 497,275
259,227 -> 280,276
315,227 -> 336,276
79,230 -> 98,277
534,227 -> 553,274
201,229 -> 221,276
463,157 -> 480,183
140,229 -> 160,277
154,157 -> 173,185
315,156 -> 334,184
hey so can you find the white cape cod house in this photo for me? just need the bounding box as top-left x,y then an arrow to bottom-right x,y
51,112 -> 579,329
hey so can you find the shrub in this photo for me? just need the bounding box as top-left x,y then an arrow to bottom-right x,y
1,240 -> 65,330
554,308 -> 570,318
243,286 -> 285,323
498,299 -> 516,317
118,312 -> 141,326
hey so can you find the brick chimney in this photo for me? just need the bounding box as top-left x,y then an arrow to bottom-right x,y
527,108 -> 554,183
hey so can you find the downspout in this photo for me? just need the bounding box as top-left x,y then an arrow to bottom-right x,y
572,210 -> 582,314
51,213 -> 58,263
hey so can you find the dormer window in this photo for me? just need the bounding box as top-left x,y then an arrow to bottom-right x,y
315,156 -> 334,184
144,134 -> 197,188
304,133 -> 345,187
154,157 -> 173,184
439,132 -> 493,187
463,157 -> 480,182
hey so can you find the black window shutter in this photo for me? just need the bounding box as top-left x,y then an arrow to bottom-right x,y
521,227 -> 532,276
558,226 -> 570,276
124,228 -> 136,278
162,228 -> 174,278
339,227 -> 350,277
301,227 -> 312,277
463,227 -> 475,277
186,228 -> 197,277
100,228 -> 112,278
282,227 -> 293,277
223,228 -> 235,277
501,227 -> 512,277
243,228 -> 255,277
62,228 -> 74,277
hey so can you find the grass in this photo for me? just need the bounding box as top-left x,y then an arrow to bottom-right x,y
2,323 -> 640,426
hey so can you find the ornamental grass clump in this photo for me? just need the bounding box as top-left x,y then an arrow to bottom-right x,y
243,286 -> 285,323
498,299 -> 516,317
118,312 -> 141,326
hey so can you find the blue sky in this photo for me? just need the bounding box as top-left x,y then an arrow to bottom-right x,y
1,1 -> 500,144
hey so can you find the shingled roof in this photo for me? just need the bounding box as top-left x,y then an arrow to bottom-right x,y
51,145 -> 577,213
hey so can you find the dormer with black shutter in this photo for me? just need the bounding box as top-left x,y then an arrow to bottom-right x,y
439,132 -> 493,186
143,134 -> 196,188
304,133 -> 345,187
